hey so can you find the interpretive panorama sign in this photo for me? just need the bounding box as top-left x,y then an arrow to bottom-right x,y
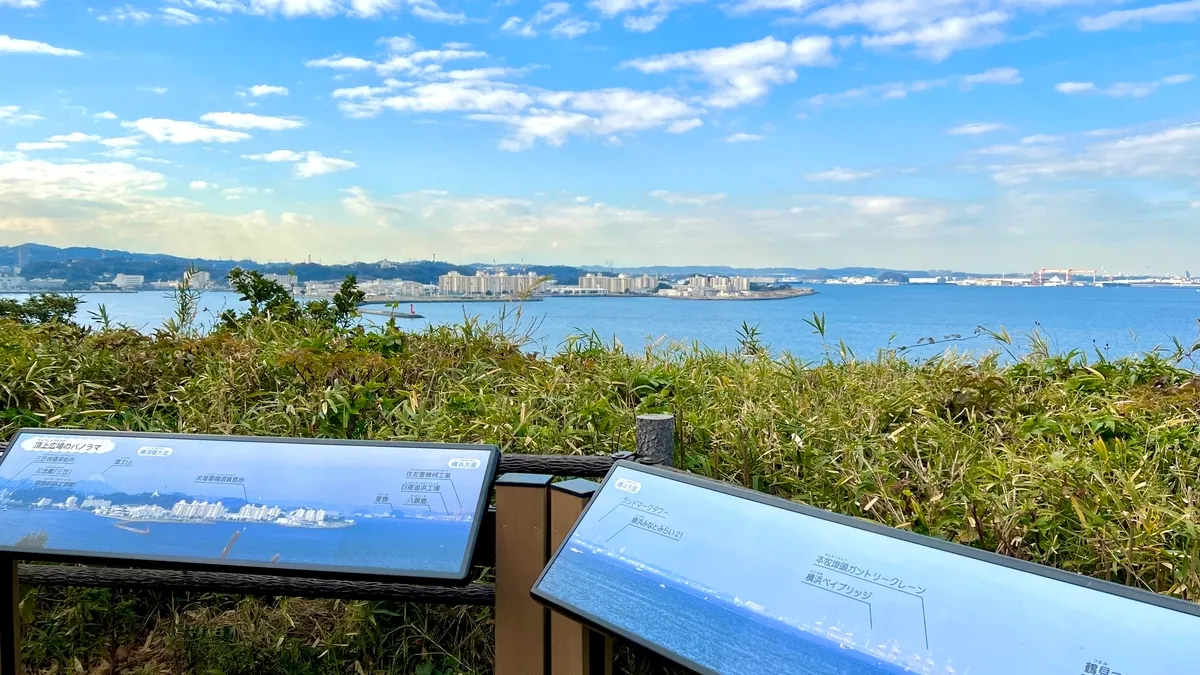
0,429 -> 498,582
533,461 -> 1200,675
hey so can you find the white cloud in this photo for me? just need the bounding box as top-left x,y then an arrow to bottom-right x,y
649,189 -> 726,205
860,12 -> 1009,60
47,132 -> 101,143
1056,81 -> 1096,94
623,36 -> 835,108
163,7 -> 204,23
667,118 -> 703,133
15,141 -> 68,151
805,167 -> 878,182
808,67 -> 1021,108
93,111 -> 119,121
244,149 -> 357,177
1055,74 -> 1193,98
247,85 -> 290,97
961,67 -> 1021,85
724,132 -> 765,142
502,17 -> 540,36
200,112 -> 305,130
985,122 -> 1200,185
125,118 -> 252,143
380,35 -> 417,53
141,87 -> 169,95
98,5 -> 154,22
349,0 -> 401,16
244,149 -> 307,162
409,0 -> 466,23
100,136 -> 141,147
0,106 -> 43,125
1021,134 -> 1064,144
948,122 -> 1006,135
1079,0 -> 1200,31
502,3 -> 595,38
551,17 -> 599,38
307,54 -> 376,70
0,0 -> 45,7
0,35 -> 84,56
591,0 -> 702,32
190,180 -> 212,190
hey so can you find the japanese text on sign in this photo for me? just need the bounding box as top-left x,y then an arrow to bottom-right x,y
804,570 -> 873,600
817,554 -> 925,594
1082,660 -> 1122,675
34,456 -> 75,464
630,515 -> 683,540
35,467 -> 72,476
196,474 -> 244,484
406,469 -> 452,479
21,437 -> 114,454
620,497 -> 667,516
34,479 -> 76,489
401,482 -> 441,492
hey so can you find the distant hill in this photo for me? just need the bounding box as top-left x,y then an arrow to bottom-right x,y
0,244 -> 589,286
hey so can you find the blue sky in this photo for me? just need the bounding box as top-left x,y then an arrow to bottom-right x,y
1,0 -> 1198,272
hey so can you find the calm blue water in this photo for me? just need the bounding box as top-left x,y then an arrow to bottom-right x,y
0,509 -> 467,574
15,286 -> 1200,361
538,547 -> 907,675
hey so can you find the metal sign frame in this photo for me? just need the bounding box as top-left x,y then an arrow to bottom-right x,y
0,428 -> 500,584
532,460 -> 1200,674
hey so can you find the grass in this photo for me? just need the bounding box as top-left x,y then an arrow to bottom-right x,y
1,298 -> 1198,673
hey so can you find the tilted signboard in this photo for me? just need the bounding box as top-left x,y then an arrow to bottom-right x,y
533,461 -> 1200,675
0,429 -> 498,583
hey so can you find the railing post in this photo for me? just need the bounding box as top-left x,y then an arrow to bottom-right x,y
549,479 -> 612,675
0,557 -> 21,675
636,414 -> 675,467
494,473 -> 553,675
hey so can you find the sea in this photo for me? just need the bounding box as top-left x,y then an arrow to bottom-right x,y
0,508 -> 469,575
10,285 -> 1200,361
538,546 -> 910,675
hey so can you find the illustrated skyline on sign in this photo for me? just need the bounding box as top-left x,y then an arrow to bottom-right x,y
0,432 -> 496,579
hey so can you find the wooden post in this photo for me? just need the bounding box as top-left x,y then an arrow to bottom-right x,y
549,479 -> 612,675
494,473 -> 553,675
0,557 -> 21,675
636,414 -> 675,467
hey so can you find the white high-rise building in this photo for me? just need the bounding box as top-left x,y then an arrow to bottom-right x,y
112,274 -> 145,290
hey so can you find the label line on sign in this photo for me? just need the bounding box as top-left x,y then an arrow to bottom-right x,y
817,562 -> 930,648
802,578 -> 874,629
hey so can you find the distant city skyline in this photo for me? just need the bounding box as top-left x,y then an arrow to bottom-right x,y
2,1 -> 1198,271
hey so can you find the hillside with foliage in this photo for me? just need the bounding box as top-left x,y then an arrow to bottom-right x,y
1,284 -> 1198,674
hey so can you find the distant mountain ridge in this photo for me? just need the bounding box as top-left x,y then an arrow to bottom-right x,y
0,244 -> 586,287
1,243 -> 990,286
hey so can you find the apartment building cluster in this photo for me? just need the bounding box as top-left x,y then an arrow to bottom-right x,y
578,273 -> 660,294
437,270 -> 549,296
659,275 -> 755,297
172,499 -> 227,520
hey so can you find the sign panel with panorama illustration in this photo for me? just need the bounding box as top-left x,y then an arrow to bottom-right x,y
0,430 -> 498,581
533,462 -> 1200,675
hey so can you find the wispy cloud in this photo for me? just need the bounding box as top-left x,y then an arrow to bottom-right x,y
805,167 -> 878,182
0,35 -> 83,56
1079,0 -> 1200,31
724,132 -> 765,143
948,122 -> 1007,136
1055,74 -> 1193,98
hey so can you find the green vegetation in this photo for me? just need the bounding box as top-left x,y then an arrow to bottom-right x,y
1,285 -> 1198,674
